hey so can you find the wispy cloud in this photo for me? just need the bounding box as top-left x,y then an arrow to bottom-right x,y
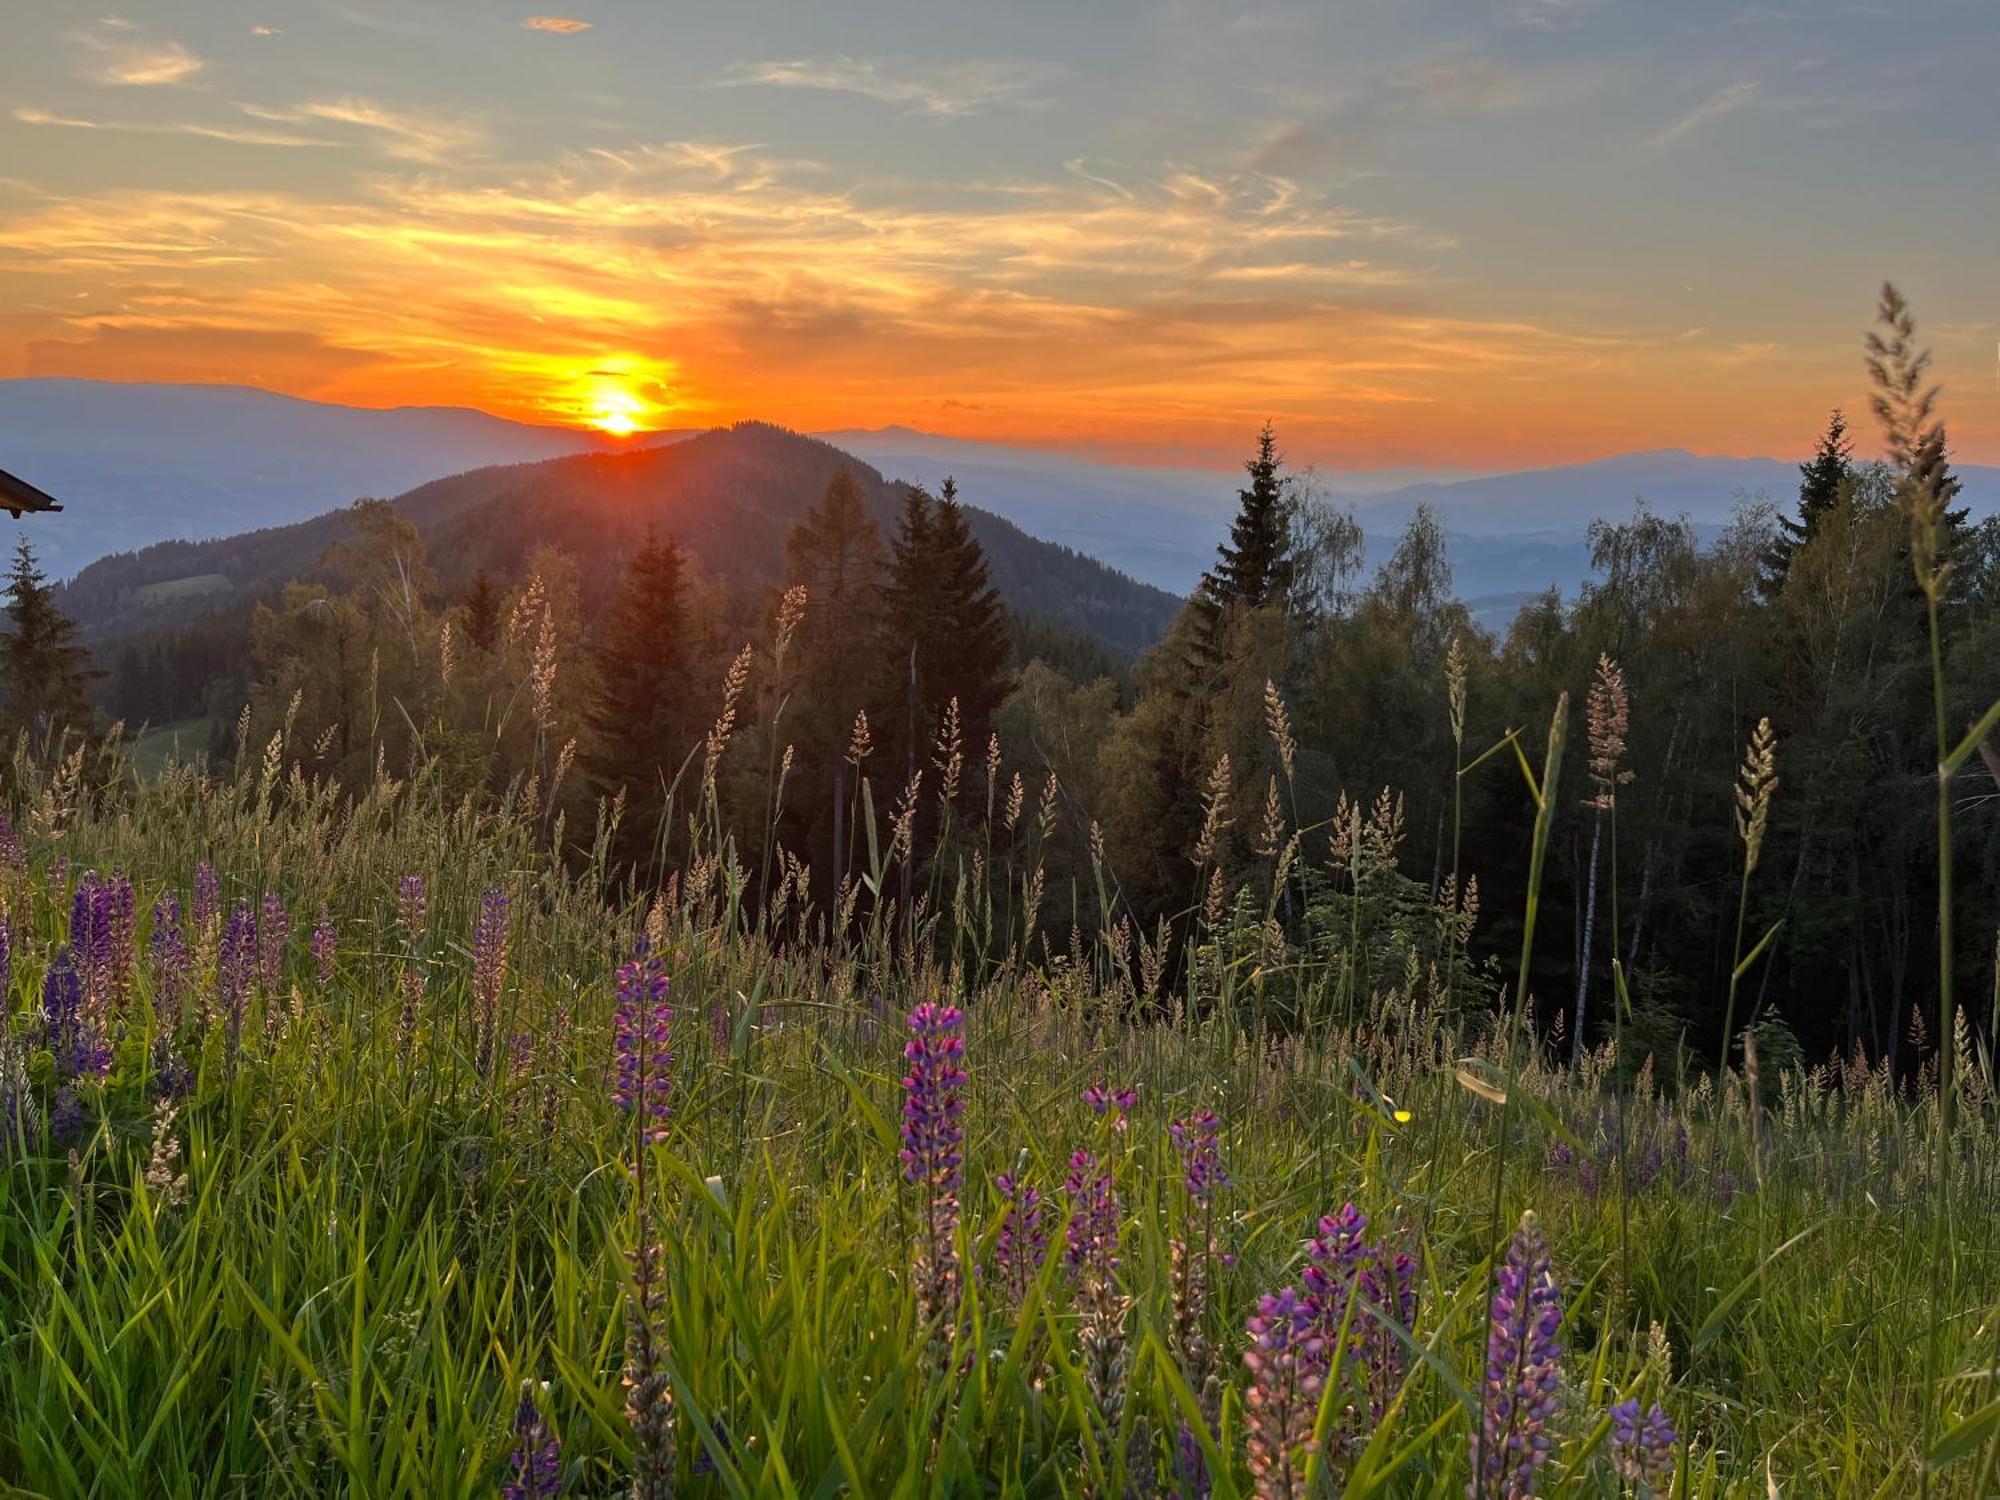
524,16 -> 592,33
72,18 -> 204,87
1513,0 -> 1600,29
13,106 -> 332,149
1645,81 -> 1759,150
714,55 -> 1047,118
241,98 -> 481,162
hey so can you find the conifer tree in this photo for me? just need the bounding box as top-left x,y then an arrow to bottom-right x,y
460,569 -> 503,653
1760,409 -> 1853,599
1200,424 -> 1295,613
783,468 -> 884,874
0,536 -> 97,740
585,530 -> 700,863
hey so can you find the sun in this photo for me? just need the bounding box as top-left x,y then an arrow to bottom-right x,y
587,386 -> 645,436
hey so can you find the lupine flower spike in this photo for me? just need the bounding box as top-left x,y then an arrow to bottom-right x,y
1472,1211 -> 1563,1499
1609,1399 -> 1676,1497
901,1000 -> 967,1332
1243,1288 -> 1325,1500
501,1385 -> 563,1499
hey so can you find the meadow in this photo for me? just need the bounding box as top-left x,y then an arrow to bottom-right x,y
1,691 -> 1998,1500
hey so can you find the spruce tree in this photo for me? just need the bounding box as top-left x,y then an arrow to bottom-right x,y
460,570 -> 503,653
928,479 -> 1010,744
0,537 -> 97,740
1759,409 -> 1853,599
1200,424 -> 1294,612
584,530 -> 699,862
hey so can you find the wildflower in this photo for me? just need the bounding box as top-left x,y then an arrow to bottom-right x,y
151,894 -> 189,1028
310,907 -> 336,986
218,900 -> 256,1056
70,871 -> 112,1014
1064,1149 -> 1120,1280
41,950 -> 108,1080
473,886 -> 510,1078
501,1386 -> 563,1499
612,950 -> 673,1145
1471,1211 -> 1563,1499
623,1233 -> 675,1500
1083,1080 -> 1138,1129
1243,1288 -> 1325,1500
0,915 -> 11,1002
397,874 -> 427,1039
258,890 -> 289,994
901,1000 -> 967,1328
1608,1399 -> 1676,1496
990,1167 -> 1049,1309
192,862 -> 220,938
1175,1422 -> 1211,1500
1171,1110 -> 1228,1205
49,1085 -> 86,1149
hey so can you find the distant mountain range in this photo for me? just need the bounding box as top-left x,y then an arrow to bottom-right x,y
8,379 -> 2000,643
53,420 -> 1181,657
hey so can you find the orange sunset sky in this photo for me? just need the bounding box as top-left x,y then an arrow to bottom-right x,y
1,1 -> 1995,474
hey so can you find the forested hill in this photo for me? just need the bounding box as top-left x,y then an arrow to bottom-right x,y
56,421 -> 1181,655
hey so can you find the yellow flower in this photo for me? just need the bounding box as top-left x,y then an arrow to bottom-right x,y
1393,1109 -> 1413,1124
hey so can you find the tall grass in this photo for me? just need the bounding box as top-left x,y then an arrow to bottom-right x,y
0,689 -> 1996,1499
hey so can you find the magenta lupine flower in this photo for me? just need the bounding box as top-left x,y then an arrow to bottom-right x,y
70,871 -> 111,1012
1609,1400 -> 1675,1495
1242,1288 -> 1327,1500
1472,1212 -> 1564,1500
41,949 -> 108,1080
501,1388 -> 563,1499
473,887 -> 510,1076
257,891 -> 289,992
106,873 -> 135,1006
150,894 -> 189,1028
901,1001 -> 968,1327
1063,1148 -> 1121,1280
611,950 -> 673,1145
1171,1110 -> 1228,1204
310,908 -> 336,986
218,899 -> 256,1052
1083,1081 -> 1139,1130
990,1169 -> 1049,1308
192,862 -> 220,937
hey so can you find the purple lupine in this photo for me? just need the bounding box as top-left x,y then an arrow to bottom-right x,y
257,891 -> 289,993
1171,1110 -> 1228,1205
1472,1212 -> 1564,1500
310,907 -> 336,986
611,950 -> 673,1145
1242,1288 -> 1326,1500
1174,1423 -> 1210,1500
473,887 -> 510,1077
192,862 -> 220,937
397,873 -> 427,936
0,815 -> 22,872
70,870 -> 111,1013
501,1388 -> 563,1499
900,1001 -> 968,1327
1083,1081 -> 1139,1129
1609,1399 -> 1676,1495
1064,1148 -> 1121,1280
49,854 -> 69,891
0,915 -> 12,1003
989,1169 -> 1049,1309
150,894 -> 189,1029
49,1085 -> 85,1149
397,874 -> 428,1037
41,949 -> 108,1080
218,899 -> 256,1054
105,873 -> 136,1007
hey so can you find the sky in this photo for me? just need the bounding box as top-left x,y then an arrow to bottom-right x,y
0,0 -> 1994,475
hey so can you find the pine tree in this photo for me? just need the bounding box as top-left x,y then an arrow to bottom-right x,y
928,479 -> 1010,744
783,468 -> 885,875
876,479 -> 1011,797
584,531 -> 700,864
1200,424 -> 1295,612
1759,410 -> 1853,599
0,537 -> 97,741
461,570 -> 503,653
